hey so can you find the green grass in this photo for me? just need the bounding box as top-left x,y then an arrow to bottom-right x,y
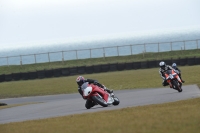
0,65 -> 200,99
1,97 -> 199,133
0,49 -> 200,74
0,50 -> 200,132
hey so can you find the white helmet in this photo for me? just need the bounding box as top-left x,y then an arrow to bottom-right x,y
159,61 -> 166,70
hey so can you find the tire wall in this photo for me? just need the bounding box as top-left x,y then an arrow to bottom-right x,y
0,57 -> 199,82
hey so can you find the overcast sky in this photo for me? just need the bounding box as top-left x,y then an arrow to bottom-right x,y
0,0 -> 200,47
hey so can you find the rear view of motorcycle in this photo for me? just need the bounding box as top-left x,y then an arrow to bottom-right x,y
81,82 -> 120,109
164,70 -> 183,92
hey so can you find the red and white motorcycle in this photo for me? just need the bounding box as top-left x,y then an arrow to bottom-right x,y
81,82 -> 120,109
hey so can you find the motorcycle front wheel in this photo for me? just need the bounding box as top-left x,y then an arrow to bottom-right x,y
112,96 -> 120,105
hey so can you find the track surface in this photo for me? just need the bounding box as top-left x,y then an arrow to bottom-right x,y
0,85 -> 200,124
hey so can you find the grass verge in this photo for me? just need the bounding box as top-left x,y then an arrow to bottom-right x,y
0,65 -> 200,99
0,97 -> 199,133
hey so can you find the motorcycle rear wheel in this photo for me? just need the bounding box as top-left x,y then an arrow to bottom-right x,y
92,96 -> 108,107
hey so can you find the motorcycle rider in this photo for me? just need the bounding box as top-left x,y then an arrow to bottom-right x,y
172,63 -> 185,83
76,76 -> 113,107
159,61 -> 181,87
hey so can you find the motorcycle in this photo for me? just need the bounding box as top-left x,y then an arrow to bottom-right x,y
164,69 -> 183,92
81,82 -> 120,109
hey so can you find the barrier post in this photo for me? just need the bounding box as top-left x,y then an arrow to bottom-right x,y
48,52 -> 50,62
76,50 -> 78,59
130,45 -> 132,55
103,47 -> 105,59
62,51 -> 64,63
20,55 -> 22,66
170,42 -> 172,51
90,49 -> 92,58
184,41 -> 186,50
117,46 -> 119,56
6,57 -> 9,67
34,54 -> 37,63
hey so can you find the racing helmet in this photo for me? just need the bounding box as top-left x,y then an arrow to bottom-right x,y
172,63 -> 177,69
159,61 -> 166,70
76,76 -> 85,86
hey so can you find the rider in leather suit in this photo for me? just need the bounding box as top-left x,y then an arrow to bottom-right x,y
172,63 -> 185,83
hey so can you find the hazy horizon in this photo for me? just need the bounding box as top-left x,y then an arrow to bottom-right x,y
1,0 -> 200,49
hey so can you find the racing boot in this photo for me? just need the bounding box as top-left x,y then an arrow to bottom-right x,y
179,75 -> 185,83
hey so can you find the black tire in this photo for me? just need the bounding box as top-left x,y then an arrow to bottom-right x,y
85,99 -> 95,109
92,95 -> 108,107
0,103 -> 7,106
112,96 -> 120,105
172,80 -> 182,92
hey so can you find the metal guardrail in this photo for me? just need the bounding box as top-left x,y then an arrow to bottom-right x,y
0,39 -> 199,66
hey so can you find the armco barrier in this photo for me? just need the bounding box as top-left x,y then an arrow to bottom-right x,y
21,72 -> 29,80
61,68 -> 70,76
117,63 -> 125,71
77,66 -> 86,74
187,57 -> 196,66
1,57 -> 200,82
12,73 -> 21,81
125,62 -> 133,70
69,67 -> 78,75
0,74 -> 5,82
179,58 -> 187,66
109,63 -> 118,71
5,74 -> 12,81
53,69 -> 62,77
93,65 -> 101,73
85,66 -> 93,74
101,64 -> 110,72
29,71 -> 37,79
141,61 -> 148,69
45,69 -> 53,78
133,62 -> 141,69
195,57 -> 200,65
37,70 -> 45,79
148,60 -> 157,68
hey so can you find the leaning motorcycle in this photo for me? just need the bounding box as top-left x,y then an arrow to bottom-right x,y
81,82 -> 120,109
164,69 -> 183,92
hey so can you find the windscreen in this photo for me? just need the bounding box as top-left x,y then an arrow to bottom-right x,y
165,70 -> 172,74
81,82 -> 89,90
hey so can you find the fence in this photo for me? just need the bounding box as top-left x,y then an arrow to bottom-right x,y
0,39 -> 200,66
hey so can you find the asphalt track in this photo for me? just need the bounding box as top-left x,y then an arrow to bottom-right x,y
0,84 -> 200,124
